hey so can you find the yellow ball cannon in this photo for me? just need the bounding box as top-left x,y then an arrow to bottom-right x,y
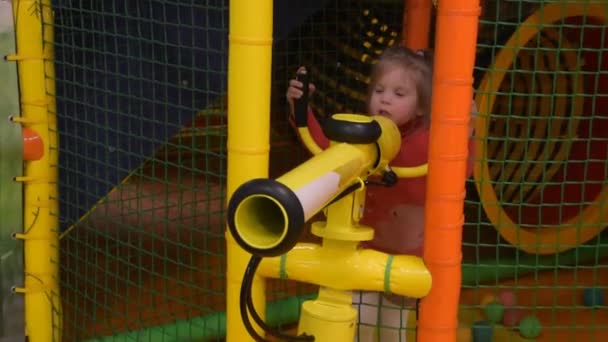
227,113 -> 432,341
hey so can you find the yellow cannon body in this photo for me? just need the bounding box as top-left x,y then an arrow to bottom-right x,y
227,113 -> 432,341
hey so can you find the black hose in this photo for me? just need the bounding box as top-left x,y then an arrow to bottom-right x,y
241,256 -> 315,341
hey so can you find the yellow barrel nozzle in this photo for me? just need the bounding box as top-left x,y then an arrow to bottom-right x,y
235,195 -> 288,249
227,178 -> 306,257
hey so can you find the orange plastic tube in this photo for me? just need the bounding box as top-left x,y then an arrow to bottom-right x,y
417,0 -> 480,341
402,0 -> 432,50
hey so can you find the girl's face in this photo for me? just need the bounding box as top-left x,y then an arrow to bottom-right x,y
368,66 -> 421,127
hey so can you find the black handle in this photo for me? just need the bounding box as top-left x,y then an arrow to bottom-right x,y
294,70 -> 309,128
321,114 -> 382,144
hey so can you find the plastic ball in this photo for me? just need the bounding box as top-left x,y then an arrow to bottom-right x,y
498,290 -> 516,307
484,301 -> 505,323
471,320 -> 493,342
457,326 -> 471,341
518,315 -> 542,339
480,294 -> 496,306
583,287 -> 605,307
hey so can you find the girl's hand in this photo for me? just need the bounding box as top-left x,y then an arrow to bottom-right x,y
286,66 -> 316,116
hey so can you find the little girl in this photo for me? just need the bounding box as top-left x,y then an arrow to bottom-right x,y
286,45 -> 476,341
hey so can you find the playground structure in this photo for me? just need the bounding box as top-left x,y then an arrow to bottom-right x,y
1,0 -> 607,341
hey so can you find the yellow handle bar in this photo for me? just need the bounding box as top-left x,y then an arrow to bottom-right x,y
298,126 -> 428,179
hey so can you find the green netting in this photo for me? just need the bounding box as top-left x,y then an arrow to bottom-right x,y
463,0 -> 608,341
51,1 -> 324,341
53,2 -> 231,341
48,0 -> 608,341
0,2 -> 24,339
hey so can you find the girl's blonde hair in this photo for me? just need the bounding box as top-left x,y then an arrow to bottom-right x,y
367,45 -> 434,125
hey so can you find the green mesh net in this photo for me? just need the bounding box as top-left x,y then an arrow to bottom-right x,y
48,0 -> 608,341
463,1 -> 608,340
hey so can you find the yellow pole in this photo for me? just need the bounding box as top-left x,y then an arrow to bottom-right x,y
226,0 -> 273,340
9,0 -> 61,341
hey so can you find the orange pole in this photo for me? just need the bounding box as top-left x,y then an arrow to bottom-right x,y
402,0 -> 432,49
417,0 -> 480,340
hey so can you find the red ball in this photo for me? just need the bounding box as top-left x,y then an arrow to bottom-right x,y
498,290 -> 516,307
